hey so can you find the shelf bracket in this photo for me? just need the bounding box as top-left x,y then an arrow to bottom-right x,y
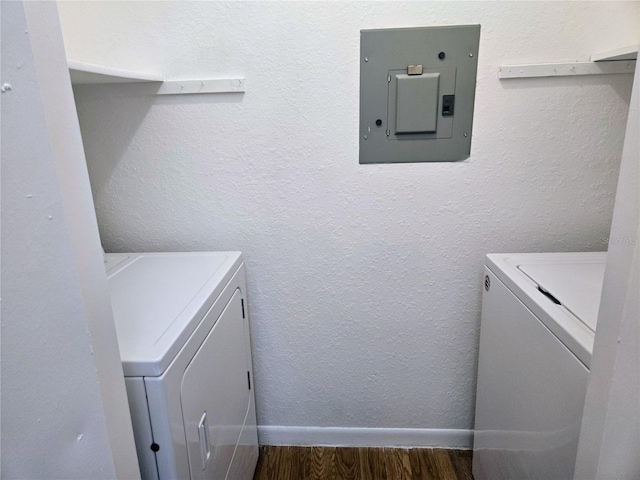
156,79 -> 245,95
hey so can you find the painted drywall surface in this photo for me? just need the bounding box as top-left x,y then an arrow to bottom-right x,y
59,2 -> 638,432
595,246 -> 639,478
575,59 -> 639,479
1,2 -> 139,477
23,2 -> 142,477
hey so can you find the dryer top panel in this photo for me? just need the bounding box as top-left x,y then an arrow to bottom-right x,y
105,252 -> 242,377
486,252 -> 607,368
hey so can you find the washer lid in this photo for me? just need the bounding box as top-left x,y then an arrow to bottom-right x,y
518,262 -> 605,332
486,252 -> 607,368
106,252 -> 242,377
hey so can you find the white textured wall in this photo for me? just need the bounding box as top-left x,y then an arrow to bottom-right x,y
59,1 -> 638,437
1,2 -> 140,477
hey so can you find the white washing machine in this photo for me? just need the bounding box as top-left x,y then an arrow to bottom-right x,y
473,252 -> 607,480
105,252 -> 258,480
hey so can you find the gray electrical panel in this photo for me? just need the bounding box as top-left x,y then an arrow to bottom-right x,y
359,25 -> 480,164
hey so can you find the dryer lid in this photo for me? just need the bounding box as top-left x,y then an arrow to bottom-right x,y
106,252 -> 242,377
518,262 -> 606,332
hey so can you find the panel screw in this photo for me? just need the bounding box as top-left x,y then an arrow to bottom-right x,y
469,53 -> 474,57
464,133 -> 468,137
438,52 -> 445,60
364,57 -> 369,62
364,135 -> 368,140
376,119 -> 382,126
150,443 -> 160,452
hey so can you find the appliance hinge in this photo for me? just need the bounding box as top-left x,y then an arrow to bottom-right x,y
241,298 -> 245,318
247,371 -> 251,390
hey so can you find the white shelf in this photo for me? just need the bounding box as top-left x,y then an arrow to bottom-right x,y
499,60 -> 636,79
499,42 -> 639,80
591,45 -> 638,62
68,60 -> 164,84
68,60 -> 245,95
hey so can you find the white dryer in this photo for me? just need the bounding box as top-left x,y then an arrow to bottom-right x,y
473,252 -> 606,480
105,252 -> 258,480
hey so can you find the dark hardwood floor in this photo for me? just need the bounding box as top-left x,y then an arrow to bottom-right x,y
253,446 -> 473,480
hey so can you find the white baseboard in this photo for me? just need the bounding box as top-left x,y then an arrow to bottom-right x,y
257,426 -> 473,449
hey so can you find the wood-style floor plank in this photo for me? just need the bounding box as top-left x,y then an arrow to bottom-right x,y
431,448 -> 457,480
384,448 -> 413,480
332,447 -> 359,480
253,445 -> 473,480
409,447 -> 439,480
359,447 -> 387,480
289,446 -> 312,479
448,449 -> 474,480
311,446 -> 336,480
275,446 -> 295,479
254,444 -> 282,479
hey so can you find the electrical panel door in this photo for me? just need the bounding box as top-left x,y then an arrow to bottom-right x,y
360,25 -> 480,163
